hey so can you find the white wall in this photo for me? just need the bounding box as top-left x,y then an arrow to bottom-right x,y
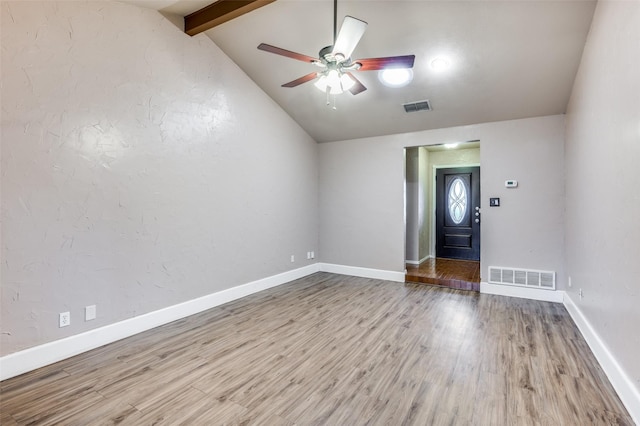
0,1 -> 318,356
404,147 -> 419,263
564,0 -> 640,401
418,147 -> 430,261
319,134 -> 404,272
319,115 -> 565,284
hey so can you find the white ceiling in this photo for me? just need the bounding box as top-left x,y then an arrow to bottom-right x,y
127,0 -> 596,143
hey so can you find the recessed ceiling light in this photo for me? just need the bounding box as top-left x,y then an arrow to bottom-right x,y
430,57 -> 451,71
378,68 -> 413,87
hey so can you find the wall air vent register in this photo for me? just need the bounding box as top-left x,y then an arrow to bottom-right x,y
489,266 -> 556,290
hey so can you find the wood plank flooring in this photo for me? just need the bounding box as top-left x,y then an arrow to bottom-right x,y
406,258 -> 481,291
0,272 -> 632,425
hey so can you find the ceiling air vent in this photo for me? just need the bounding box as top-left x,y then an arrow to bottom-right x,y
403,100 -> 432,113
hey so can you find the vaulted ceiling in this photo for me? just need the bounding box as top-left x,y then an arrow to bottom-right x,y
124,0 -> 597,143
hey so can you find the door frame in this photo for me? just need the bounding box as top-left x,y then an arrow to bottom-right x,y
431,163 -> 481,258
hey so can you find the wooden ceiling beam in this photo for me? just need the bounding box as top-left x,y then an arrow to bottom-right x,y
185,0 -> 276,36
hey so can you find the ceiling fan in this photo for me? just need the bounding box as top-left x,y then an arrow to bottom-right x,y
257,0 -> 415,101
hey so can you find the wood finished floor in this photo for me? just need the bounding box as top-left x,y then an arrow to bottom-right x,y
0,272 -> 632,425
406,258 -> 481,291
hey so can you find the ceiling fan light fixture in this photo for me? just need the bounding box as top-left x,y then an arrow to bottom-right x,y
326,70 -> 342,89
314,70 -> 355,95
314,70 -> 339,94
340,72 -> 356,91
379,68 -> 413,87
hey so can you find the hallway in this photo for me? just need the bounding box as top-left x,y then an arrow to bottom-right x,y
406,258 -> 481,291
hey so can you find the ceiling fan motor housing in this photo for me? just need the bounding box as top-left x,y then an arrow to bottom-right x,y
319,45 -> 360,72
320,46 -> 345,64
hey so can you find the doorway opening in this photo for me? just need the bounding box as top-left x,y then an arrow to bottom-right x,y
404,141 -> 481,291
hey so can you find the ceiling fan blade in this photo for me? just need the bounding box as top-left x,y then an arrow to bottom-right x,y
332,16 -> 368,59
356,55 -> 416,71
258,43 -> 318,64
346,73 -> 367,95
282,72 -> 319,88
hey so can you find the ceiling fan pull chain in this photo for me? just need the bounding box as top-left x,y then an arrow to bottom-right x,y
332,94 -> 337,110
326,86 -> 331,106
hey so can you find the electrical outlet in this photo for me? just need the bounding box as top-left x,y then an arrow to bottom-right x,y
311,251 -> 315,259
85,305 -> 96,321
290,255 -> 295,263
59,312 -> 71,328
579,288 -> 584,299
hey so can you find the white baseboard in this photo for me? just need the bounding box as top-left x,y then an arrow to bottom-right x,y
406,255 -> 432,266
563,293 -> 640,424
319,263 -> 405,283
480,282 -> 565,303
419,255 -> 433,264
0,264 -> 321,381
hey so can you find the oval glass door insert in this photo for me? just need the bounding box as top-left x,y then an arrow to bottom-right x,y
448,178 -> 467,224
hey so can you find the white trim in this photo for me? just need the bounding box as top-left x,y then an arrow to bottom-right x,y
432,163 -> 482,168
480,281 -> 564,303
0,264 -> 320,381
319,263 -> 405,283
405,255 -> 432,266
563,293 -> 640,424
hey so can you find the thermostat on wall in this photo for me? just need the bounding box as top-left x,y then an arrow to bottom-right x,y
505,180 -> 518,188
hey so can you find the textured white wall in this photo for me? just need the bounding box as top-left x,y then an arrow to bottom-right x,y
319,115 -> 565,283
0,1 -> 318,356
565,0 -> 640,395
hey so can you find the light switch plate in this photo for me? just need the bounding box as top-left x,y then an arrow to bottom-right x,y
85,305 -> 96,321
